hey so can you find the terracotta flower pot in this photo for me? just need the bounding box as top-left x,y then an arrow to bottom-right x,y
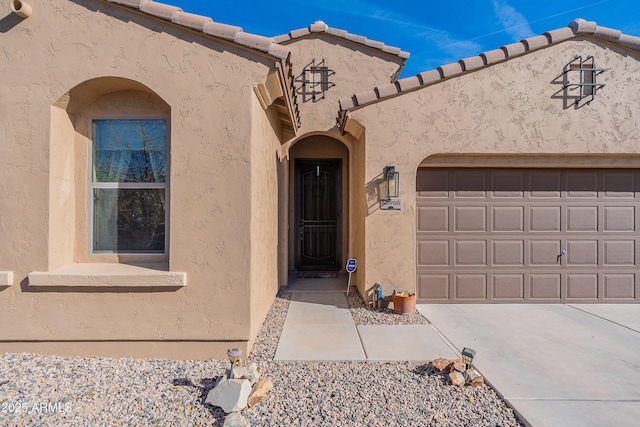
392,294 -> 416,314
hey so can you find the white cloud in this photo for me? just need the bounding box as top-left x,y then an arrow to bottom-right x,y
492,0 -> 534,41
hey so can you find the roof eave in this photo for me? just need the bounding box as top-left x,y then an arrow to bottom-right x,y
339,19 -> 640,112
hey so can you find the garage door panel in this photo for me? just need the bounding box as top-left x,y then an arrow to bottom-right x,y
604,206 -> 635,231
454,171 -> 486,198
492,206 -> 524,231
529,171 -> 562,198
493,274 -> 525,300
603,172 -> 635,197
566,240 -> 598,266
417,168 -> 640,303
417,240 -> 449,266
530,274 -> 561,299
418,206 -> 449,232
567,206 -> 598,231
492,171 -> 525,198
566,172 -> 598,198
493,240 -> 524,266
603,240 -> 635,266
417,170 -> 449,197
418,274 -> 450,300
603,274 -> 635,299
455,241 -> 487,266
530,240 -> 561,265
567,274 -> 598,300
454,274 -> 487,299
530,206 -> 561,232
455,206 -> 487,231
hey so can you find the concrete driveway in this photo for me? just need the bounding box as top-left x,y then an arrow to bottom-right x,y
417,304 -> 640,427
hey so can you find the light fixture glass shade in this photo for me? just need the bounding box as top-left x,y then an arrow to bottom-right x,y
384,165 -> 399,198
227,347 -> 242,363
461,347 -> 476,367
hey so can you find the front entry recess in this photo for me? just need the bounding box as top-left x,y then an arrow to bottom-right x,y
296,160 -> 340,270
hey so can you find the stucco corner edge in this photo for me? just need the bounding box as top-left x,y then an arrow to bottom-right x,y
0,271 -> 13,287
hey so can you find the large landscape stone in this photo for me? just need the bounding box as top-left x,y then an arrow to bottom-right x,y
430,358 -> 451,372
449,371 -> 465,387
232,362 -> 262,385
247,377 -> 273,408
465,367 -> 485,386
450,359 -> 466,373
205,379 -> 252,413
223,412 -> 250,427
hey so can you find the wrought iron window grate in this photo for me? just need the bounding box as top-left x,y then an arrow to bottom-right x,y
563,55 -> 606,106
296,58 -> 336,102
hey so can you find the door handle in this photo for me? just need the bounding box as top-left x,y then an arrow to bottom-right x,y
557,249 -> 566,263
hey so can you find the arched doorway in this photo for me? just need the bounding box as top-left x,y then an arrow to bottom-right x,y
288,134 -> 350,271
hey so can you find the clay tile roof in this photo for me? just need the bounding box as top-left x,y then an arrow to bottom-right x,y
275,21 -> 411,60
106,0 -> 281,57
339,19 -> 640,111
103,0 -> 300,130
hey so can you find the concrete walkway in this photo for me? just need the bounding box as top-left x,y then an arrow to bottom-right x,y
418,303 -> 640,427
275,276 -> 640,425
274,277 -> 457,361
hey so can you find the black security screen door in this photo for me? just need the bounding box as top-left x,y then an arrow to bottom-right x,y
296,160 -> 341,270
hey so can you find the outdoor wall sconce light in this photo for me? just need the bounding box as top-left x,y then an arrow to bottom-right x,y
227,347 -> 242,379
10,0 -> 32,18
461,347 -> 476,369
384,165 -> 399,199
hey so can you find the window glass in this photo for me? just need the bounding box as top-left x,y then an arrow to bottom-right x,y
91,119 -> 167,253
93,119 -> 166,183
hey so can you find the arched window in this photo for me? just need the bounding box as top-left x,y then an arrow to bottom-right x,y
49,77 -> 170,265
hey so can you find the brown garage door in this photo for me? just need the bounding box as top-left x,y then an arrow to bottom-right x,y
416,168 -> 640,303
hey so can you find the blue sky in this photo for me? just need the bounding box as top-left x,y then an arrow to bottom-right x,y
168,0 -> 640,77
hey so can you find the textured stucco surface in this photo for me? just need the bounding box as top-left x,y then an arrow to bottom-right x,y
249,93 -> 281,345
281,34 -> 404,135
350,39 -> 640,297
0,0 -> 283,358
0,272 -> 13,287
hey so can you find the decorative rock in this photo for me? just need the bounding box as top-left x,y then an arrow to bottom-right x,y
232,363 -> 262,385
223,411 -> 250,427
430,358 -> 451,372
0,379 -> 8,386
466,367 -> 485,386
450,359 -> 466,373
247,377 -> 273,408
205,379 -> 252,413
449,371 -> 465,387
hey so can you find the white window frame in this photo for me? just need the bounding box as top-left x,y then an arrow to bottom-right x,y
88,117 -> 169,256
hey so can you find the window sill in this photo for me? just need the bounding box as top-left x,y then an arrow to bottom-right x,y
1,271 -> 13,287
28,263 -> 186,288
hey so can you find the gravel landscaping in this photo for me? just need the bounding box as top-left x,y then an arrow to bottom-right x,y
347,289 -> 430,326
0,288 -> 524,426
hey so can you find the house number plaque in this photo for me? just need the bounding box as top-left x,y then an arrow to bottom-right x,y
380,199 -> 401,210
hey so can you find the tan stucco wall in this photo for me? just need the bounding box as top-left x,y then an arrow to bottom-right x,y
350,38 -> 640,297
249,93 -> 281,344
282,35 -> 404,134
0,0 -> 282,358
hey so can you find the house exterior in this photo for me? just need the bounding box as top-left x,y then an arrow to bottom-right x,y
1,0 -> 639,359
